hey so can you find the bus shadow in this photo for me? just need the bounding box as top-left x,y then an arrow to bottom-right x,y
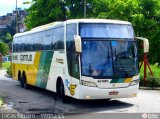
62,98 -> 134,114
14,84 -> 134,114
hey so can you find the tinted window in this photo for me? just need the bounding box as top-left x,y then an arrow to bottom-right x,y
66,24 -> 80,79
13,38 -> 17,52
80,23 -> 134,39
53,27 -> 64,50
81,41 -> 113,77
13,27 -> 64,52
112,41 -> 138,77
26,35 -> 32,51
35,32 -> 43,50
43,30 -> 53,50
16,37 -> 21,52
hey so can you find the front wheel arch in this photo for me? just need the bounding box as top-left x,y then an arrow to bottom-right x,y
56,77 -> 67,103
56,77 -> 63,95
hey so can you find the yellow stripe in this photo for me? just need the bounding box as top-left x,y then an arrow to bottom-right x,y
27,52 -> 41,85
124,78 -> 132,83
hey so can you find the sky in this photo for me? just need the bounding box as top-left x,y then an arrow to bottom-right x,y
0,0 -> 32,16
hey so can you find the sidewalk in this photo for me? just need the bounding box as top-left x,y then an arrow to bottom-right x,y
139,86 -> 160,90
0,69 -> 7,79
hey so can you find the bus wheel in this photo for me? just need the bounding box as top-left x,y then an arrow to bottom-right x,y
19,77 -> 24,88
18,72 -> 23,88
60,80 -> 67,103
22,74 -> 29,89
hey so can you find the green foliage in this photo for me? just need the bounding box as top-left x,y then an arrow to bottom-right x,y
24,0 -> 66,29
0,42 -> 9,56
140,63 -> 160,87
7,67 -> 12,77
0,96 -> 4,106
0,33 -> 13,51
2,62 -> 12,76
25,0 -> 94,29
2,62 -> 11,69
2,33 -> 13,44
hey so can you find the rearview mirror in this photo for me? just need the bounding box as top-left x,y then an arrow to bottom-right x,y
74,35 -> 82,53
137,37 -> 149,53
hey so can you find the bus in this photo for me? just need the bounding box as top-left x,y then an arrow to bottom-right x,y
12,19 -> 149,102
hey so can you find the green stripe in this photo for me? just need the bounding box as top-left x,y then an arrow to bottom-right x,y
117,78 -> 125,83
110,78 -> 126,83
110,79 -> 119,83
36,51 -> 53,89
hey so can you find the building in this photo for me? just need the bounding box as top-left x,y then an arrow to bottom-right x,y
0,8 -> 27,34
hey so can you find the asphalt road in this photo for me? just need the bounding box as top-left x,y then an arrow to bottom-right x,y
0,77 -> 160,118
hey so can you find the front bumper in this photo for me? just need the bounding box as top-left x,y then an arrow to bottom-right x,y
79,84 -> 139,100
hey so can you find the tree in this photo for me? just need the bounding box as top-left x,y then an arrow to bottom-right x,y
0,33 -> 13,50
2,33 -> 13,44
24,0 -> 94,30
0,42 -> 9,56
126,0 -> 160,63
24,0 -> 68,29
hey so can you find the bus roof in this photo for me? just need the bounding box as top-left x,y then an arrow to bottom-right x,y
14,19 -> 131,38
66,19 -> 131,25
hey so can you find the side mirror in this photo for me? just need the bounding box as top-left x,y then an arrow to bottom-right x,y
74,35 -> 82,53
137,37 -> 149,53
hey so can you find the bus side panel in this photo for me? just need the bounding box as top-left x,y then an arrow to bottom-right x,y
46,51 -> 65,92
12,52 -> 28,80
11,63 -> 17,80
35,51 -> 53,89
12,51 -> 55,90
26,52 -> 41,86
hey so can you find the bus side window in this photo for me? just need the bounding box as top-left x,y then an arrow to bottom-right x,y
34,32 -> 42,51
14,44 -> 17,52
32,34 -> 35,51
13,44 -> 15,52
20,36 -> 25,51
16,38 -> 21,52
53,27 -> 64,50
13,38 -> 17,52
66,24 -> 80,79
29,36 -> 33,51
43,29 -> 53,50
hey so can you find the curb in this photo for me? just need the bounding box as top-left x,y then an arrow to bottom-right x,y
139,86 -> 160,90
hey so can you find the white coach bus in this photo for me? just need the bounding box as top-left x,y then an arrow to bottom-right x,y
12,19 -> 149,102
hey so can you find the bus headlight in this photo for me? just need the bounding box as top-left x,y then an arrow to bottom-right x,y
80,80 -> 97,87
129,79 -> 139,86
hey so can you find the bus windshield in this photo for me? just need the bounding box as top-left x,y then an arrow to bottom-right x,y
80,23 -> 138,78
80,23 -> 134,39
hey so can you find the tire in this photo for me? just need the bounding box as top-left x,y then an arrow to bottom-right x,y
23,75 -> 29,89
21,74 -> 29,89
19,77 -> 24,88
18,73 -> 23,88
60,80 -> 67,103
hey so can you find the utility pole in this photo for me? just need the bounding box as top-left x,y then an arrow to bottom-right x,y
16,0 -> 19,33
84,0 -> 86,18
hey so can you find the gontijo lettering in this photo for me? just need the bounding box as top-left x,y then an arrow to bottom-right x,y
12,55 -> 18,60
20,55 -> 32,61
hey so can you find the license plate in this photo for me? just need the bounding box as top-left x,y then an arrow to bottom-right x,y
109,91 -> 119,95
